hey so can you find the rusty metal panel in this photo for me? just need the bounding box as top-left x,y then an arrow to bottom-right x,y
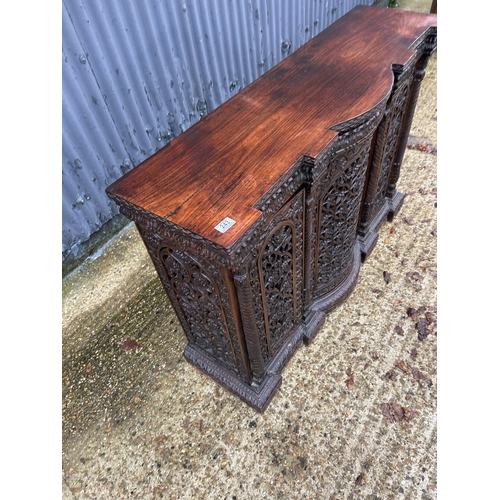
62,0 -> 382,262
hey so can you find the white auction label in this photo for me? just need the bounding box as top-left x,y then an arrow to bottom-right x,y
214,217 -> 236,233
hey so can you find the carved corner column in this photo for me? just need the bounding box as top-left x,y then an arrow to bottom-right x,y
231,268 -> 282,412
386,28 -> 437,219
302,159 -> 326,345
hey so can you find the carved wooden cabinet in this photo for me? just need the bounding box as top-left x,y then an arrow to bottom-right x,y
106,6 -> 437,412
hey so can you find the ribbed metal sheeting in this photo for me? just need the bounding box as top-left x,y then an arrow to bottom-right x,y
62,0 -> 380,260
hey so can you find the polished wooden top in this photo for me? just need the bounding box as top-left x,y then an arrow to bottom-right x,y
107,6 -> 436,250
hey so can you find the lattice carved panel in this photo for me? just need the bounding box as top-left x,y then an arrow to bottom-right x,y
154,244 -> 242,376
248,190 -> 305,364
372,82 -> 410,216
314,141 -> 372,297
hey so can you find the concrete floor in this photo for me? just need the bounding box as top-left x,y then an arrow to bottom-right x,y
62,1 -> 437,498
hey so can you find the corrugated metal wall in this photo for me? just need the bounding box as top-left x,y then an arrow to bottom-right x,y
62,0 -> 383,263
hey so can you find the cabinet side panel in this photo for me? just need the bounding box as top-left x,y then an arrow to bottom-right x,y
137,226 -> 248,379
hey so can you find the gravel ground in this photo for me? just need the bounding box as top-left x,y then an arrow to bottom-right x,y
62,2 -> 438,498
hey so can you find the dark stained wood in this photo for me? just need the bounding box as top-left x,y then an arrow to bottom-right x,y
107,6 -> 436,251
107,6 -> 437,412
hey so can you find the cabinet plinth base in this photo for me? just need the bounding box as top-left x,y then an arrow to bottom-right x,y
184,344 -> 282,413
359,201 -> 389,262
387,191 -> 405,222
302,310 -> 327,346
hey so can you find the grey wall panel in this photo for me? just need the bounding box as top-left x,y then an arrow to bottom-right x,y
62,0 -> 383,262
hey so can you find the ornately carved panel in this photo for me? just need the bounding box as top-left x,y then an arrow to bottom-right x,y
248,189 -> 305,365
158,246 -> 239,369
386,31 -> 437,204
314,139 -> 372,298
371,82 -> 410,217
136,227 -> 248,379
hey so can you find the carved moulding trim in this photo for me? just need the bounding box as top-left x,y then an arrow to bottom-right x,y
184,344 -> 282,413
111,195 -> 234,269
254,158 -> 306,213
329,97 -> 388,135
185,317 -> 305,412
230,167 -> 307,268
392,62 -> 416,88
234,185 -> 305,279
408,25 -> 437,54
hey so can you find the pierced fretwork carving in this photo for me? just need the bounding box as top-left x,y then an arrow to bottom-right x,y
314,139 -> 372,299
248,190 -> 305,365
157,246 -> 239,371
136,226 -> 249,380
357,75 -> 411,252
358,29 -> 437,259
259,223 -> 296,351
373,82 -> 410,216
387,30 -> 437,208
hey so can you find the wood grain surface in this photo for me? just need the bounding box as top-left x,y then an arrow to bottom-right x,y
107,6 -> 436,249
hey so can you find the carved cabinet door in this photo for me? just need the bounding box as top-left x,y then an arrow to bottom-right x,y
310,135 -> 373,309
244,187 -> 306,377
